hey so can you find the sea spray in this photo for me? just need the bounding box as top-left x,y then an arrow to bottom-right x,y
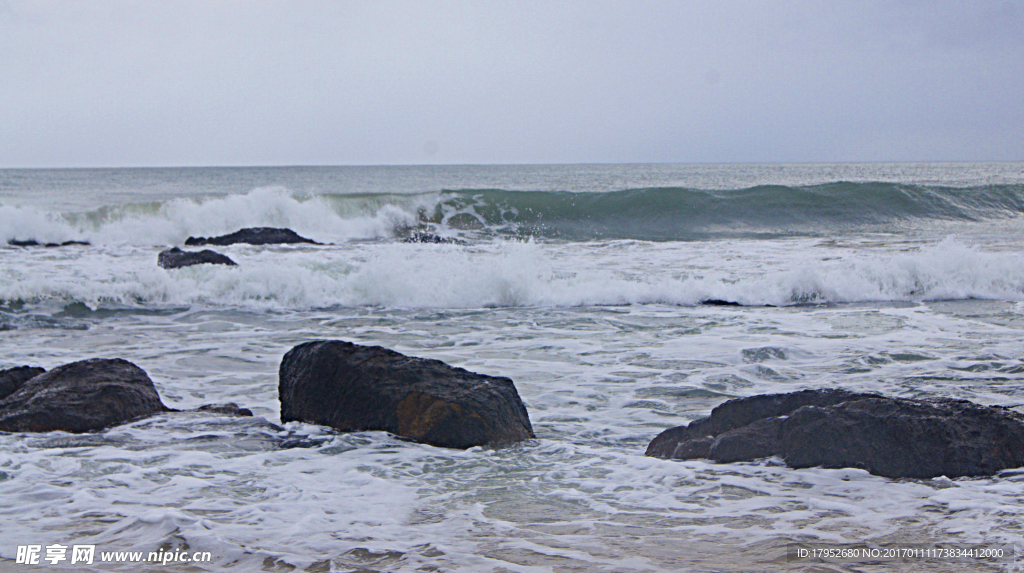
3,236 -> 1023,311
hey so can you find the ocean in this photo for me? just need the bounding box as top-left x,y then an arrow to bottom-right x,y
1,162 -> 1024,572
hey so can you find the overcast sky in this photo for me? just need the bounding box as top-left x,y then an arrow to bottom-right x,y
1,0 -> 1022,167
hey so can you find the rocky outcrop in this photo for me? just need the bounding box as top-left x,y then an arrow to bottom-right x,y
0,366 -> 46,401
0,359 -> 167,433
185,227 -> 319,246
158,247 -> 237,269
279,340 -> 535,449
646,389 -> 1024,479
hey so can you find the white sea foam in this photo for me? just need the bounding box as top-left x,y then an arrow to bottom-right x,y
0,204 -> 85,244
3,293 -> 1024,571
2,236 -> 1023,310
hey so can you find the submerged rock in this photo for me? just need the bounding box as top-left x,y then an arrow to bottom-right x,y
646,389 -> 1024,479
401,232 -> 467,245
8,239 -> 90,247
0,366 -> 46,401
194,403 -> 254,417
279,340 -> 535,449
185,227 -> 319,246
0,359 -> 167,433
158,247 -> 237,269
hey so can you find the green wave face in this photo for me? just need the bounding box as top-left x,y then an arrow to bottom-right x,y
413,183 -> 1024,241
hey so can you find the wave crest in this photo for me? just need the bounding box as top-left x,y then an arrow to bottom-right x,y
4,182 -> 1024,246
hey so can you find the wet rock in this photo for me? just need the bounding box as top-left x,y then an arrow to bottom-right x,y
0,359 -> 167,433
402,232 -> 466,245
279,340 -> 535,449
194,403 -> 254,417
0,366 -> 46,401
8,239 -> 90,247
158,247 -> 237,269
700,299 -> 776,308
185,227 -> 319,246
700,299 -> 742,306
646,389 -> 1024,479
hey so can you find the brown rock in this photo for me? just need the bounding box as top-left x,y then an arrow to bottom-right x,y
279,340 -> 534,449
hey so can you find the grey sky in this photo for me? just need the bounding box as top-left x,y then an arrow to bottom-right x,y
1,0 -> 1021,167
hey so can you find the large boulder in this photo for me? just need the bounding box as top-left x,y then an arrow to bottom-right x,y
0,366 -> 46,400
279,340 -> 535,449
646,389 -> 1024,479
158,247 -> 237,269
185,227 -> 319,246
0,359 -> 168,433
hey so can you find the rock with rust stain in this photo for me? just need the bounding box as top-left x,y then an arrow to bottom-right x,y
279,340 -> 535,448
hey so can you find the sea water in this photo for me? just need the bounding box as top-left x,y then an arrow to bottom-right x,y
1,163 -> 1024,572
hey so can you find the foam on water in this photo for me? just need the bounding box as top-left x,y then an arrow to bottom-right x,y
2,236 -> 1024,312
3,297 -> 1024,571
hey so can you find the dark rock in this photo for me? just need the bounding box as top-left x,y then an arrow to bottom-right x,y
158,247 -> 238,269
700,299 -> 742,306
279,340 -> 535,449
700,299 -> 776,308
402,232 -> 466,245
8,239 -> 90,247
194,403 -> 253,417
646,389 -> 1024,479
647,388 -> 871,455
0,358 -> 167,433
278,436 -> 334,449
185,227 -> 319,246
0,366 -> 46,401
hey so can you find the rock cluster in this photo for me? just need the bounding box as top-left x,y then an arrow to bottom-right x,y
3,341 -> 535,452
157,227 -> 319,270
8,345 -> 1024,478
0,361 -> 252,433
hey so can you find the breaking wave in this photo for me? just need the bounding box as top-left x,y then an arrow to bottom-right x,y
3,182 -> 1024,246
2,238 -> 1023,312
